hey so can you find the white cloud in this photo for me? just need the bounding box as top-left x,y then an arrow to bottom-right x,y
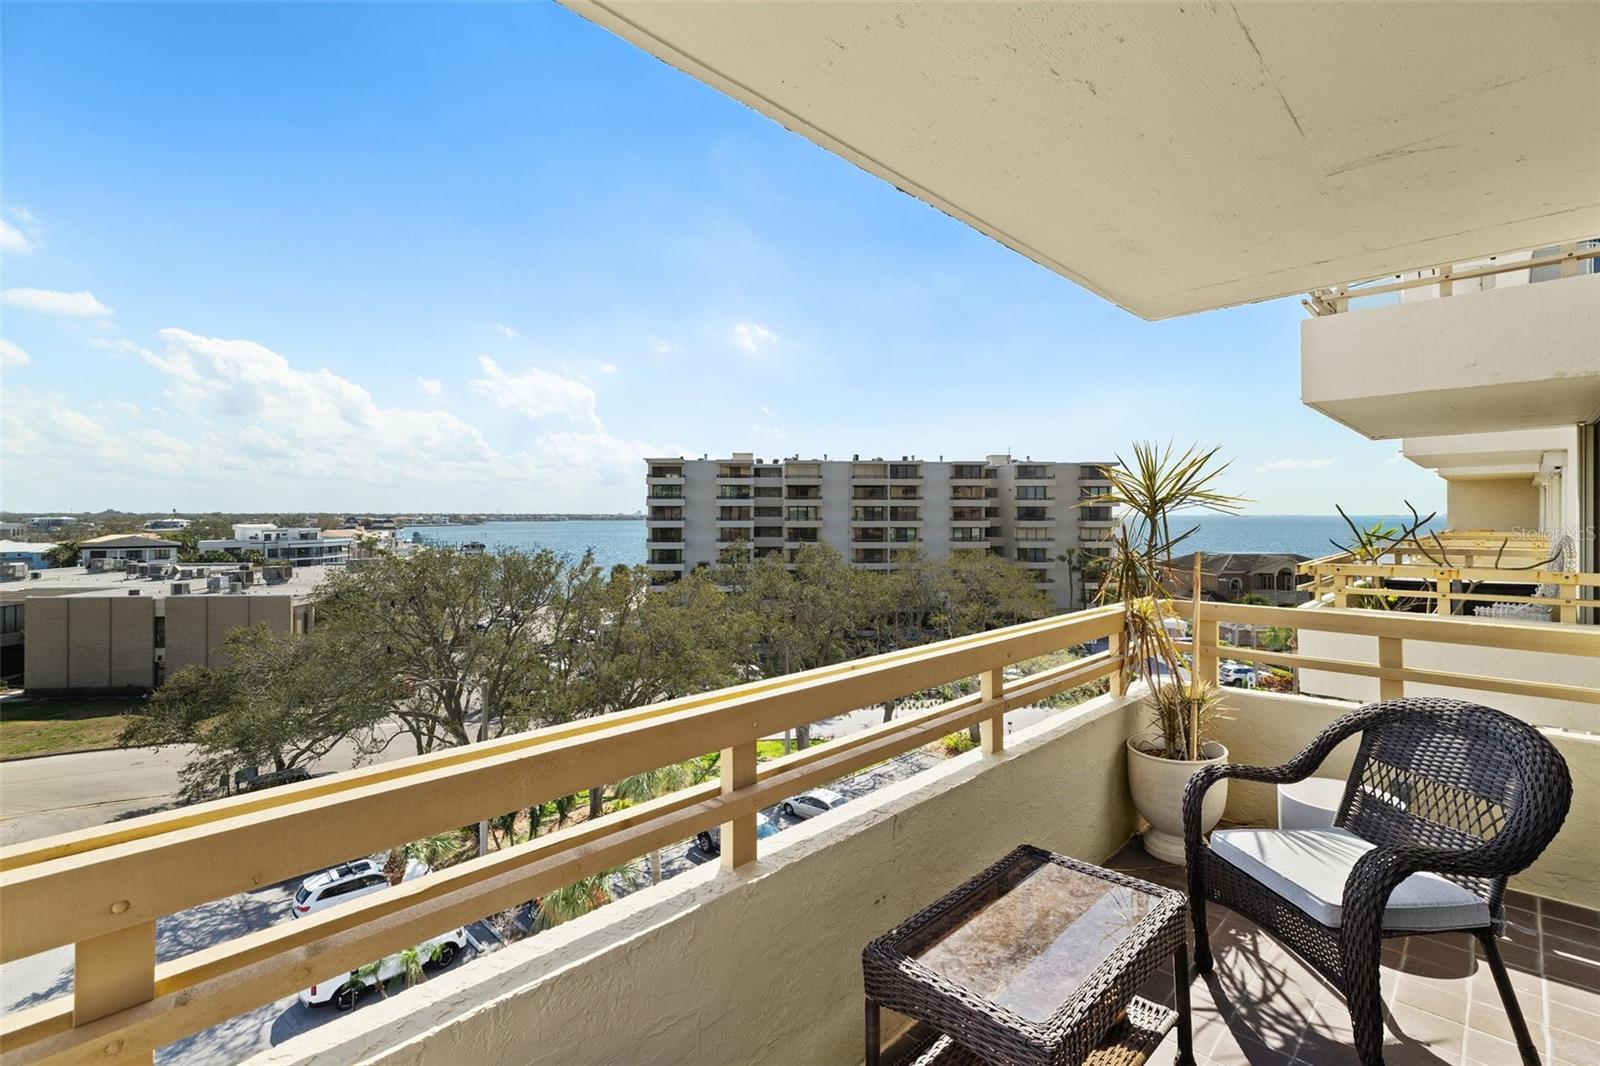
596,361 -> 619,375
0,339 -> 31,367
3,288 -> 112,317
494,323 -> 517,339
760,405 -> 772,416
732,321 -> 780,354
468,355 -> 600,428
1383,452 -> 1405,464
2,325 -> 678,510
0,219 -> 31,254
1257,457 -> 1336,473
418,377 -> 443,398
647,336 -> 681,355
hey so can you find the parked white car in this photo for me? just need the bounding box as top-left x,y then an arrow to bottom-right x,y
781,787 -> 847,820
292,857 -> 429,918
695,811 -> 779,855
1219,661 -> 1259,688
298,928 -> 470,1010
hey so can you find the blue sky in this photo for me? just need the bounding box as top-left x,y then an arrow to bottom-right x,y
0,2 -> 1445,515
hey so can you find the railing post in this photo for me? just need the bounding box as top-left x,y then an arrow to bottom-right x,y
1378,635 -> 1404,701
1195,619 -> 1219,688
1433,569 -> 1452,616
1558,584 -> 1578,624
1332,570 -> 1348,609
1107,628 -> 1127,696
980,667 -> 1005,754
1559,242 -> 1579,279
75,921 -> 156,1064
719,740 -> 758,870
1437,262 -> 1453,298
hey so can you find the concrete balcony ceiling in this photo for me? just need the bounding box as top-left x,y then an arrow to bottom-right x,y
562,2 -> 1599,318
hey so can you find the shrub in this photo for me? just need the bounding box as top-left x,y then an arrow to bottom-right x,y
940,731 -> 977,756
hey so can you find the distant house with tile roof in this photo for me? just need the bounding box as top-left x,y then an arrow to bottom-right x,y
1163,551 -> 1310,606
77,533 -> 181,567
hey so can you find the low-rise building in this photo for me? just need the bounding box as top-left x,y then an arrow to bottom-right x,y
143,516 -> 191,531
5,565 -> 323,692
199,524 -> 353,567
0,541 -> 59,570
78,533 -> 180,567
1164,552 -> 1311,607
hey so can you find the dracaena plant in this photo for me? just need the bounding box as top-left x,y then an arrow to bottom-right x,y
1085,442 -> 1246,760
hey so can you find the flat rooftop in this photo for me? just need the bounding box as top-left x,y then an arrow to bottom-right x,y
0,565 -> 330,603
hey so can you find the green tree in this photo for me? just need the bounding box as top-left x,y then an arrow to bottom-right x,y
119,623 -> 386,799
43,540 -> 82,568
533,869 -> 622,931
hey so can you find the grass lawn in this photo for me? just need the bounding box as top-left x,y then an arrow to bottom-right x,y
755,737 -> 828,761
0,696 -> 145,760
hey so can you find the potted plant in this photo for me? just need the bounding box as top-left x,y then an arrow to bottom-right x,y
1086,442 -> 1245,863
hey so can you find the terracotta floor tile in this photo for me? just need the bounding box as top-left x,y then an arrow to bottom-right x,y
1546,997 -> 1600,1036
1546,976 -> 1600,1018
1466,998 -> 1548,1047
1546,957 -> 1600,994
1393,976 -> 1471,1023
1549,1027 -> 1600,1066
1460,1028 -> 1524,1066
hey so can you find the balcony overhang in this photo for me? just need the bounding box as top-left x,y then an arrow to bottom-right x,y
560,2 -> 1600,319
1301,273 -> 1600,440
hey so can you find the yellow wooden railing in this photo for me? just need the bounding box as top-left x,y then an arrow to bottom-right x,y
5,599 -> 1595,1064
0,605 -> 1130,1065
1178,601 -> 1600,707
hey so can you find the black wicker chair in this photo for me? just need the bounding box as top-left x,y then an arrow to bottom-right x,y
1183,697 -> 1573,1066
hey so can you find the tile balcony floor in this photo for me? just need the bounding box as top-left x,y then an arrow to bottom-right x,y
1108,844 -> 1600,1066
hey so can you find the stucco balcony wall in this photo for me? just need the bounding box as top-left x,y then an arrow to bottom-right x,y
249,691 -> 1144,1066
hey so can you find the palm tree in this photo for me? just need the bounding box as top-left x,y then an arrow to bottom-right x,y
615,759 -> 714,883
533,869 -> 622,931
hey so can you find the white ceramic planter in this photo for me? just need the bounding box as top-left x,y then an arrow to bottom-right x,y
1126,733 -> 1229,864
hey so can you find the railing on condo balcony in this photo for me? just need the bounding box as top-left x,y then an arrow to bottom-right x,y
4,597 -> 1596,1063
1173,600 -> 1599,709
0,606 -> 1132,1065
1296,531 -> 1595,623
1304,238 -> 1598,315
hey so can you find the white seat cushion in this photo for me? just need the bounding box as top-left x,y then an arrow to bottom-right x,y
1210,827 -> 1490,932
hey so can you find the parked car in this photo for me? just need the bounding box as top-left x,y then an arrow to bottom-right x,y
780,787 -> 847,820
299,927 -> 470,1010
292,857 -> 429,918
695,811 -> 779,856
1219,661 -> 1259,688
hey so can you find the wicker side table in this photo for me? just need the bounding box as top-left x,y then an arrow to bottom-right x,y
863,845 -> 1193,1066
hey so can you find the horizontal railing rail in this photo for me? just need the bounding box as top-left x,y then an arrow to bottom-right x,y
1304,239 -> 1598,315
1295,561 -> 1597,623
1177,601 -> 1600,707
0,605 -> 1129,1065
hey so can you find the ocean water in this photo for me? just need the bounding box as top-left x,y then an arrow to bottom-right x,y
400,521 -> 647,570
402,513 -> 1444,568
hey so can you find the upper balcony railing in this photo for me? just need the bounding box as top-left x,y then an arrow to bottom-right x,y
1304,239 -> 1599,316
1297,530 -> 1595,623
3,596 -> 1597,1063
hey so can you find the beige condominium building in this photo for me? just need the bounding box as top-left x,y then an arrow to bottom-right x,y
645,452 -> 1117,608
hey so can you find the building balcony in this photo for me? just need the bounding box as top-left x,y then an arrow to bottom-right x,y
644,559 -> 685,571
646,474 -> 686,487
1302,255 -> 1599,440
3,603 -> 1594,1066
947,539 -> 990,550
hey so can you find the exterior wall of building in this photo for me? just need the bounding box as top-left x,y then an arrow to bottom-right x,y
164,595 -> 295,676
246,691 -> 1144,1066
1445,477 -> 1541,532
22,596 -> 156,692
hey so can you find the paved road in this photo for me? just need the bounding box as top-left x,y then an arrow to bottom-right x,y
0,731 -> 418,846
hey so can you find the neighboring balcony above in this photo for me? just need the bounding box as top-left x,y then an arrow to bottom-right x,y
1301,268 -> 1600,440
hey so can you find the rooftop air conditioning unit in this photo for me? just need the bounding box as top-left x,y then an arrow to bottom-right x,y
128,589 -> 141,596
207,575 -> 225,592
170,582 -> 189,595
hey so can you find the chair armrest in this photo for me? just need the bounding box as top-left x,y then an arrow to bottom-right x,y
1339,841 -> 1504,949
